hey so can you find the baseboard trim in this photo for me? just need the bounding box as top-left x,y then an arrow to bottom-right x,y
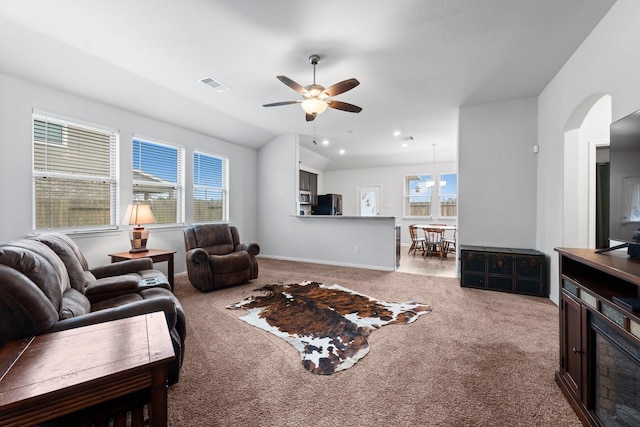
257,254 -> 395,272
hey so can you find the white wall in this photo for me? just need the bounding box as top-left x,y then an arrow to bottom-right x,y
257,136 -> 397,270
562,95 -> 610,249
323,161 -> 457,245
458,97 -> 538,248
0,73 -> 258,274
538,0 -> 640,304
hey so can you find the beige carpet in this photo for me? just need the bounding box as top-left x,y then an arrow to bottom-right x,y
167,258 -> 580,427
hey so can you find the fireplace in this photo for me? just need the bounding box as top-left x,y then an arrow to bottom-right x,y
592,316 -> 640,426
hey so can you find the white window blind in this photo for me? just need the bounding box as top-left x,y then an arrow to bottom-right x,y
193,151 -> 228,222
132,137 -> 184,224
32,113 -> 118,231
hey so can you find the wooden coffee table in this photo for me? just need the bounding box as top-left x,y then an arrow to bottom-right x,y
0,312 -> 175,426
110,248 -> 176,290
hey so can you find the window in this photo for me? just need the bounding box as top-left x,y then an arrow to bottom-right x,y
193,151 -> 228,222
404,172 -> 457,219
439,173 -> 458,217
132,137 -> 184,224
404,174 -> 432,217
33,113 -> 117,231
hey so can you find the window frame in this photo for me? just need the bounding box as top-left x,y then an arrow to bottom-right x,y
131,135 -> 185,226
438,172 -> 458,219
193,149 -> 229,223
32,111 -> 119,233
403,174 -> 434,218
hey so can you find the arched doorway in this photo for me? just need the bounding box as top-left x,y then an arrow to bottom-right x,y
563,94 -> 611,249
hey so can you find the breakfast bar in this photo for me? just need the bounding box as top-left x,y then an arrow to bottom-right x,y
265,215 -> 399,270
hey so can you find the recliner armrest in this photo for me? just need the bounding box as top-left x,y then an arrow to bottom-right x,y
236,242 -> 260,257
186,247 -> 210,264
90,258 -> 154,278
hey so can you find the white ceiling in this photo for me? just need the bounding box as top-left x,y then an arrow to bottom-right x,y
0,0 -> 616,170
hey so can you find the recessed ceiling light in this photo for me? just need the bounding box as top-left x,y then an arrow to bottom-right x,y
199,76 -> 230,92
322,139 -> 330,146
401,143 -> 408,148
339,149 -> 345,155
393,130 -> 402,137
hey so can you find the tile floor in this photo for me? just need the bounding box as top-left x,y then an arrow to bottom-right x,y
396,245 -> 458,278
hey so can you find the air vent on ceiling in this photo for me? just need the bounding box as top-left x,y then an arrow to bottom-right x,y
404,136 -> 414,141
199,76 -> 230,92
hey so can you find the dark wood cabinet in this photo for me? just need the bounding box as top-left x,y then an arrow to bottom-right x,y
560,293 -> 583,400
460,246 -> 547,297
556,247 -> 640,427
299,170 -> 318,205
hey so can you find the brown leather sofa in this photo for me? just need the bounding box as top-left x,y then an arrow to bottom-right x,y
0,233 -> 186,384
184,224 -> 260,291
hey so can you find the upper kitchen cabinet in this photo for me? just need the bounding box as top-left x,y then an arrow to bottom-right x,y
300,170 -> 318,204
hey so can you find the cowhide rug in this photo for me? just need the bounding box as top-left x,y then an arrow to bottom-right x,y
226,281 -> 432,375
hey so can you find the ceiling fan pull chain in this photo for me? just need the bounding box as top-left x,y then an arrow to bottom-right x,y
313,121 -> 317,145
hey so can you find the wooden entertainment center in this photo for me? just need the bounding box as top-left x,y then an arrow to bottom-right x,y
556,247 -> 640,426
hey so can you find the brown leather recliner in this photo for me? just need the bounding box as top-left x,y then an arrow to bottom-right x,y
184,224 -> 260,292
0,233 -> 186,385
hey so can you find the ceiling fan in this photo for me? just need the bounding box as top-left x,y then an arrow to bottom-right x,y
263,54 -> 362,122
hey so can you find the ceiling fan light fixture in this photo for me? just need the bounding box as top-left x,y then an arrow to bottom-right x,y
302,98 -> 328,115
306,84 -> 325,98
263,54 -> 361,120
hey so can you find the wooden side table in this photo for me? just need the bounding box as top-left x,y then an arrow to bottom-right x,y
0,312 -> 174,427
110,248 -> 176,290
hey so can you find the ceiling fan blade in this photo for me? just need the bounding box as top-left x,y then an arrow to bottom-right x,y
277,76 -> 307,94
306,113 -> 316,122
324,78 -> 360,97
327,100 -> 363,113
262,100 -> 301,107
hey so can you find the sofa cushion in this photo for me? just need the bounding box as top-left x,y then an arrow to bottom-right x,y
0,240 -> 70,312
60,288 -> 91,320
211,251 -> 251,274
193,224 -> 234,255
31,233 -> 90,292
0,263 -> 60,340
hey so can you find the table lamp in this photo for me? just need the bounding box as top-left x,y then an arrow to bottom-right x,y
124,203 -> 156,253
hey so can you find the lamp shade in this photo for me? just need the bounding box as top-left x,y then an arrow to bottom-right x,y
124,204 -> 155,253
301,98 -> 328,115
124,203 -> 156,226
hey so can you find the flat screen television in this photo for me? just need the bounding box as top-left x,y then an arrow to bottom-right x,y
608,107 -> 640,248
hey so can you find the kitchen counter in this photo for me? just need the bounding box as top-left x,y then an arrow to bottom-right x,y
261,215 -> 398,270
294,215 -> 395,220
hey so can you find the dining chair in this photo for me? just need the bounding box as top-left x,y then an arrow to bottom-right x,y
443,227 -> 457,254
424,228 -> 445,258
408,224 -> 426,255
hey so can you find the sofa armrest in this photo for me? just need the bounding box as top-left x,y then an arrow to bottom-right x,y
90,258 -> 154,278
47,297 -> 179,333
83,275 -> 170,304
236,242 -> 260,257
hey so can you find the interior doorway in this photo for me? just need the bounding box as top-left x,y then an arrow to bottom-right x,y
563,95 -> 612,249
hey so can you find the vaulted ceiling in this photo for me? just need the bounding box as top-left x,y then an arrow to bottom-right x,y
0,0 -> 616,169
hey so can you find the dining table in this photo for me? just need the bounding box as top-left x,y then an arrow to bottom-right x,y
414,224 -> 457,231
414,224 -> 457,257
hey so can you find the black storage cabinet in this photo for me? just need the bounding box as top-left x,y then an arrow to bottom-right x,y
460,245 -> 547,297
